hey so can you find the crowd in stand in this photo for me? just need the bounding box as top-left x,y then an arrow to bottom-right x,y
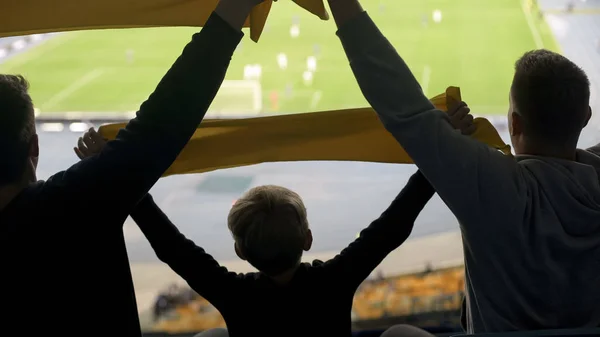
0,0 -> 599,336
153,284 -> 199,322
151,266 -> 464,330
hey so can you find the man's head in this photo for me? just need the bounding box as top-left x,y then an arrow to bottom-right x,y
228,185 -> 312,277
0,75 -> 38,187
509,50 -> 591,157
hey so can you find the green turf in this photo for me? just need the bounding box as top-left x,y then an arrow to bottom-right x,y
0,0 -> 559,115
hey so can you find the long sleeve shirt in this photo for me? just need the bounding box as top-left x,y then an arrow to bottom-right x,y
0,12 -> 242,337
131,171 -> 435,337
336,11 -> 600,333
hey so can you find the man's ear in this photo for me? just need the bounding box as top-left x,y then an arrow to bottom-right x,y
235,242 -> 247,261
28,134 -> 39,158
510,111 -> 523,137
28,134 -> 40,170
583,106 -> 592,128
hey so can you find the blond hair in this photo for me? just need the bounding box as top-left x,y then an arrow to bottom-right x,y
228,185 -> 309,276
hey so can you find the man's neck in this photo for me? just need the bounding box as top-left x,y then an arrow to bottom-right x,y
517,146 -> 577,161
516,136 -> 580,161
0,182 -> 27,211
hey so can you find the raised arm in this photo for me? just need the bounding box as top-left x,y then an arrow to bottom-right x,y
323,171 -> 435,290
49,0 -> 263,220
73,128 -> 241,308
130,194 -> 240,309
327,0 -> 525,223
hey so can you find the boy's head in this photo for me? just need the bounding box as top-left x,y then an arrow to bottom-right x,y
0,74 -> 38,187
508,49 -> 591,157
228,185 -> 312,277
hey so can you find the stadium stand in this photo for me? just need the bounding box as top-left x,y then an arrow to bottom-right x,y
147,266 -> 464,333
539,0 -> 600,147
0,37 -> 20,47
0,34 -> 53,61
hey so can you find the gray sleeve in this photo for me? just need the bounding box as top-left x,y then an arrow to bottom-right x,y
335,12 -> 525,226
588,143 -> 600,156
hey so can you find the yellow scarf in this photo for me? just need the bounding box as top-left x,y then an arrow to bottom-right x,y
0,0 -> 328,42
99,87 -> 511,177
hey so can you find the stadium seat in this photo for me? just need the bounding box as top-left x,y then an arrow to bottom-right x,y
452,328 -> 600,337
352,329 -> 384,337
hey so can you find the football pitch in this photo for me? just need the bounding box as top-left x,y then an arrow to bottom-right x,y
0,0 -> 559,116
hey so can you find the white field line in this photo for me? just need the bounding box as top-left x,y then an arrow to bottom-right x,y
41,68 -> 105,111
310,90 -> 323,109
520,0 -> 544,49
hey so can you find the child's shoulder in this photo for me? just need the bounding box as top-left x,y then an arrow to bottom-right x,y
240,271 -> 261,280
303,260 -> 331,274
310,259 -> 326,267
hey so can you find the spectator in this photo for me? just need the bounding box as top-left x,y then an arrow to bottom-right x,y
167,283 -> 180,298
182,287 -> 198,302
75,128 -> 451,337
566,0 -> 575,13
328,0 -> 600,334
153,293 -> 171,322
0,0 -> 262,335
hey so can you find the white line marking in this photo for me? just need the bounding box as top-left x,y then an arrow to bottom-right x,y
421,66 -> 431,96
310,91 -> 323,109
41,68 -> 105,111
520,0 -> 544,49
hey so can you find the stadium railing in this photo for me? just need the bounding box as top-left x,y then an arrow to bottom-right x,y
144,327 -> 460,337
452,328 -> 600,337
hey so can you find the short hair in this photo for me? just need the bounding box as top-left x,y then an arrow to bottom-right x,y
0,75 -> 35,186
512,49 -> 590,145
228,185 -> 309,276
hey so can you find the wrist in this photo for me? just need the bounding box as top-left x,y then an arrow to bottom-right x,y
215,0 -> 255,31
327,0 -> 363,28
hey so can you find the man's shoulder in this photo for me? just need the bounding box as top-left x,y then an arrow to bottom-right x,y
33,170 -> 86,201
2,176 -> 81,220
4,181 -> 47,210
517,153 -> 600,178
0,181 -> 54,238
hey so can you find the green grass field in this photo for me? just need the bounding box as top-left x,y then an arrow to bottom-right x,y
0,0 -> 559,115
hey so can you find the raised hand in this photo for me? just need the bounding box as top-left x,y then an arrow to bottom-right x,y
215,0 -> 273,31
448,101 -> 476,136
327,0 -> 363,28
74,128 -> 107,160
